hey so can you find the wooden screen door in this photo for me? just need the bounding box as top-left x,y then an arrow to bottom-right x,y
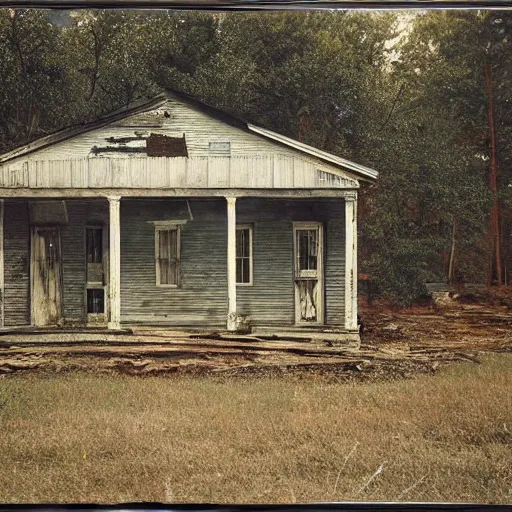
293,222 -> 324,325
31,227 -> 63,326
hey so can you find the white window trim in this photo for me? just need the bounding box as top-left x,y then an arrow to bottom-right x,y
236,224 -> 253,286
148,220 -> 188,227
155,224 -> 181,288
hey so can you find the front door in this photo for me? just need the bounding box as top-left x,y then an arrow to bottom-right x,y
31,227 -> 63,326
294,222 -> 324,325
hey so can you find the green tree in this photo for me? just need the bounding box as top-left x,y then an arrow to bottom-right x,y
0,9 -> 74,152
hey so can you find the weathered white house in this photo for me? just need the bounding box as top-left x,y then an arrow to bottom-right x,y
0,90 -> 377,338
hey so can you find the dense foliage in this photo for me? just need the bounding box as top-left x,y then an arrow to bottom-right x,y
0,9 -> 510,305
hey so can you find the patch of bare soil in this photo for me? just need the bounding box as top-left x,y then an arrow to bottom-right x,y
0,296 -> 510,381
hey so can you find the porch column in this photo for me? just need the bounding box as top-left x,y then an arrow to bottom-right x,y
226,196 -> 237,331
345,192 -> 358,331
0,199 -> 4,328
108,196 -> 121,330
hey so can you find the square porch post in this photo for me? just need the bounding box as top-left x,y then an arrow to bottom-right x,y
345,192 -> 358,331
226,196 -> 237,331
108,196 -> 121,330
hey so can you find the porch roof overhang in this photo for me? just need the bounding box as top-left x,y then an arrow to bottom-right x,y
0,187 -> 357,199
0,154 -> 361,192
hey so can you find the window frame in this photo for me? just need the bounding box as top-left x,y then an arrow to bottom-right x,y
293,222 -> 323,280
236,224 -> 253,287
85,225 -> 104,285
155,223 -> 182,288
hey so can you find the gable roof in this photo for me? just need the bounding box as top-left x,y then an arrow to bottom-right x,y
0,89 -> 378,181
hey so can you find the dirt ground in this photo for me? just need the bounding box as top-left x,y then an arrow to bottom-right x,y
1,292 -> 511,381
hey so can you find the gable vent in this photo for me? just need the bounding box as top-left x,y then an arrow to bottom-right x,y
209,141 -> 231,155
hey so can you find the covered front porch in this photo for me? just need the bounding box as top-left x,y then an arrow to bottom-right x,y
0,191 -> 358,337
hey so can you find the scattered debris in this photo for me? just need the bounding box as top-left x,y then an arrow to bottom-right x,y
0,300 -> 510,381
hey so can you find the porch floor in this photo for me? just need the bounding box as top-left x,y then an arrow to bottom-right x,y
0,324 -> 360,345
0,327 -> 363,377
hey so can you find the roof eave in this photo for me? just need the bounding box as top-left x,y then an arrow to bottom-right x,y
0,94 -> 169,165
247,124 -> 378,182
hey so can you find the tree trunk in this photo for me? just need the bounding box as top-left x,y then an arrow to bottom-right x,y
448,218 -> 457,284
298,113 -> 311,143
484,61 -> 502,286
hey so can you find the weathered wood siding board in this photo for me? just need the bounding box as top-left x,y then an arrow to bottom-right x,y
120,199 -> 228,325
8,100 -> 286,161
4,201 -> 30,326
60,202 -> 87,322
236,220 -> 294,325
186,157 -> 208,188
0,156 -> 357,190
325,214 -> 346,326
1,96 -> 359,189
208,157 -> 230,188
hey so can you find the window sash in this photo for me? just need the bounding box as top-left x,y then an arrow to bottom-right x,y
294,225 -> 322,280
86,227 -> 104,284
236,226 -> 252,285
296,229 -> 318,272
86,227 -> 103,264
156,227 -> 180,286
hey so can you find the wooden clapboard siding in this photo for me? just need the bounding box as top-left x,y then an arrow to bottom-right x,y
24,97 -> 305,160
325,213 -> 346,326
4,201 -> 30,326
61,202 -> 87,323
1,197 -> 346,328
236,198 -> 345,327
236,220 -> 294,325
0,156 -> 357,190
120,199 -> 228,325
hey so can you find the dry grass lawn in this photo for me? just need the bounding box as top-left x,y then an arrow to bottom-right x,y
0,355 -> 511,504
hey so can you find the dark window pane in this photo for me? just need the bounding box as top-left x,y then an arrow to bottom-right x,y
236,258 -> 243,283
86,228 -> 102,264
86,228 -> 103,282
87,289 -> 104,314
242,258 -> 250,283
236,228 -> 251,284
236,229 -> 243,257
297,230 -> 318,271
308,230 -> 318,269
298,231 -> 308,270
236,228 -> 250,258
242,230 -> 250,257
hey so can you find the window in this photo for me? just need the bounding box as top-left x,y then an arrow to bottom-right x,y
294,224 -> 323,280
156,226 -> 181,286
86,226 -> 104,284
236,225 -> 253,285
